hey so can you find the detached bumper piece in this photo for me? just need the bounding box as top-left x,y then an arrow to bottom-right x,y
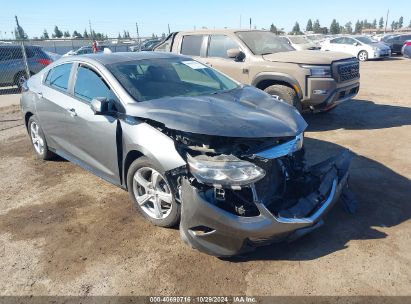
180,150 -> 353,257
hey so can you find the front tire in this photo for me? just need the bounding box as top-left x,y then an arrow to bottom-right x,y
264,84 -> 302,112
358,50 -> 368,62
127,157 -> 180,228
28,116 -> 54,160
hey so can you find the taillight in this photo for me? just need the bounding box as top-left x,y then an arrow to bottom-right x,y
37,58 -> 52,66
405,41 -> 411,46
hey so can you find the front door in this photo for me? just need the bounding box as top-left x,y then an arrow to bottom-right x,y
203,35 -> 250,84
63,64 -> 121,184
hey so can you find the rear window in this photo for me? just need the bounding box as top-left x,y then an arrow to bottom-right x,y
45,63 -> 73,91
181,35 -> 204,56
107,58 -> 238,102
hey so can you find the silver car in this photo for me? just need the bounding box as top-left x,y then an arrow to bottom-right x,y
21,52 -> 353,257
0,45 -> 52,89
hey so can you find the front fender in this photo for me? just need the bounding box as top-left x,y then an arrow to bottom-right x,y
121,119 -> 186,178
251,72 -> 303,99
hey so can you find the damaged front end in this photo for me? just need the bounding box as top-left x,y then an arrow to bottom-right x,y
168,131 -> 353,257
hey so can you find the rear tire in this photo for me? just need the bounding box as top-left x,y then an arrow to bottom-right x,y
264,84 -> 302,112
127,157 -> 180,228
28,116 -> 54,160
358,50 -> 368,62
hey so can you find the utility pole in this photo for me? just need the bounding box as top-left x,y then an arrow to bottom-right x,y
385,9 -> 389,33
249,18 -> 252,29
89,20 -> 93,39
136,23 -> 141,50
168,24 -> 171,34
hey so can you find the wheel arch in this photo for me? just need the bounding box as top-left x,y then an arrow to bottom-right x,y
252,73 -> 303,99
24,111 -> 34,130
123,149 -> 145,189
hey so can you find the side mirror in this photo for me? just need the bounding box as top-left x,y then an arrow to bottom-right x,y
227,48 -> 246,62
90,97 -> 109,115
354,42 -> 359,46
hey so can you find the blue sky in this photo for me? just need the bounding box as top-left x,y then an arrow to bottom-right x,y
0,0 -> 410,38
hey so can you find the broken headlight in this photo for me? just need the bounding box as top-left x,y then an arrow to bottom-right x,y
187,154 -> 265,187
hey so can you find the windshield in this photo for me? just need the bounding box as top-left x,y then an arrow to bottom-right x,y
356,36 -> 377,44
288,36 -> 310,44
107,58 -> 238,102
236,31 -> 295,55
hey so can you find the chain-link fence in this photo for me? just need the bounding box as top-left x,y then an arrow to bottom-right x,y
0,37 -> 156,94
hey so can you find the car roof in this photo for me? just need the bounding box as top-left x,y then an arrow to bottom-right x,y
177,29 -> 269,35
58,51 -> 189,65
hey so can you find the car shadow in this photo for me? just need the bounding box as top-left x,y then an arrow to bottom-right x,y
228,137 -> 411,262
303,99 -> 411,131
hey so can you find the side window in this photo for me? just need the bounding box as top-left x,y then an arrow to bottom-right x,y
344,38 -> 356,45
45,63 -> 73,91
74,65 -> 115,102
330,38 -> 343,44
181,35 -> 204,56
208,35 -> 240,58
155,39 -> 171,52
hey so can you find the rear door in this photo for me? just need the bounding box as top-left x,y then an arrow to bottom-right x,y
36,62 -> 76,151
342,37 -> 360,57
204,35 -> 250,83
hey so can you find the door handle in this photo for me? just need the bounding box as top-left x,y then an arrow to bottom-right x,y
205,62 -> 213,67
66,108 -> 77,117
35,92 -> 43,98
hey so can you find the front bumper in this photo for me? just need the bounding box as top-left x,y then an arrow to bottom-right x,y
370,49 -> 391,59
303,78 -> 360,112
180,150 -> 353,257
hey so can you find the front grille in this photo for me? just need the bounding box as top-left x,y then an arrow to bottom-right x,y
338,62 -> 360,82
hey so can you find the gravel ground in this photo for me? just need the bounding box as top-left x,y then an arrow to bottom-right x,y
0,57 -> 410,296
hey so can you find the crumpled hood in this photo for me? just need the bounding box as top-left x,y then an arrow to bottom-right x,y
263,50 -> 354,64
126,86 -> 307,138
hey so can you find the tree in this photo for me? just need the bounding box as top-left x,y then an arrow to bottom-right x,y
83,29 -> 89,39
41,29 -> 49,39
270,23 -> 278,34
345,22 -> 353,34
306,19 -> 313,32
63,31 -> 70,38
52,26 -> 63,38
72,30 -> 82,38
372,19 -> 377,29
391,21 -> 398,30
399,16 -> 404,28
14,15 -> 27,39
330,19 -> 340,34
313,19 -> 321,33
409,20 -> 411,28
117,33 -> 122,39
291,22 -> 302,34
354,20 -> 362,34
379,17 -> 384,29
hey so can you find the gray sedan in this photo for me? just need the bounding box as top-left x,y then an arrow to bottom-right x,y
21,52 -> 353,257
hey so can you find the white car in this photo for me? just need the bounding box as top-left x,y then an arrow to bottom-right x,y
321,36 -> 391,61
279,36 -> 319,50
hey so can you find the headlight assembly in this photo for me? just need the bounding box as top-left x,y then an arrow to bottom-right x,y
302,65 -> 332,78
187,154 -> 265,187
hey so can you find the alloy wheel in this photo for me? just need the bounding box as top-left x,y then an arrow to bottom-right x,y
358,51 -> 368,62
132,167 -> 173,219
30,121 -> 44,155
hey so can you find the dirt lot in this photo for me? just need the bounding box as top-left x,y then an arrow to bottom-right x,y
0,57 -> 411,297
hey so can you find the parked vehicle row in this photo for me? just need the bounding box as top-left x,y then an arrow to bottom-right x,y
321,36 -> 391,61
21,52 -> 354,257
0,45 -> 52,89
154,29 -> 360,112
